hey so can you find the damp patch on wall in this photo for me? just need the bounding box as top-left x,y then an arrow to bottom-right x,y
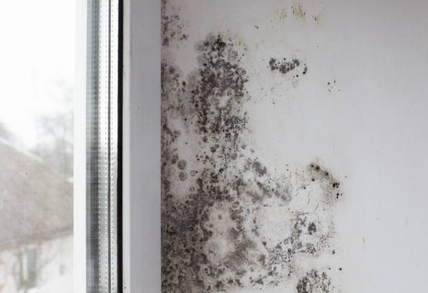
161,2 -> 344,293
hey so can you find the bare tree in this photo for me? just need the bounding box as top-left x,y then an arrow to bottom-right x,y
11,242 -> 62,293
31,81 -> 74,177
32,113 -> 73,177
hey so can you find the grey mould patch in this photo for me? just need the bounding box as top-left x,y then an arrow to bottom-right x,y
296,270 -> 338,293
162,31 -> 343,292
162,0 -> 189,47
269,57 -> 308,76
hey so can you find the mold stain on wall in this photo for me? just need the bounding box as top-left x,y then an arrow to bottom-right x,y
161,2 -> 343,293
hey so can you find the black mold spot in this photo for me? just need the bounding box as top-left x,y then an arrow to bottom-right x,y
161,0 -> 189,47
253,160 -> 267,176
162,33 -> 254,292
177,160 -> 187,170
308,222 -> 317,235
296,270 -> 337,293
303,66 -> 308,74
327,79 -> 340,92
178,172 -> 188,181
162,31 -> 343,292
309,163 -> 343,202
269,58 -> 299,74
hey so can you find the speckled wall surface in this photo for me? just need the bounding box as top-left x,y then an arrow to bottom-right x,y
160,0 -> 428,292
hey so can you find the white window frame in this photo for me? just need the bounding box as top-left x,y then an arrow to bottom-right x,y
122,0 -> 161,292
75,0 -> 161,292
74,0 -> 87,291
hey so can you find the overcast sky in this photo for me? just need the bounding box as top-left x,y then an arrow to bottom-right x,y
0,0 -> 75,148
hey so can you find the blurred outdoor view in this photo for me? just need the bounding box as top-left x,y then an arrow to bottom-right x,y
0,0 -> 75,292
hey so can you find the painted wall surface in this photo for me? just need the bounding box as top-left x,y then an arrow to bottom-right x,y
161,0 -> 428,292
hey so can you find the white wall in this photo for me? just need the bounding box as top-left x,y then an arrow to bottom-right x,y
126,0 -> 428,292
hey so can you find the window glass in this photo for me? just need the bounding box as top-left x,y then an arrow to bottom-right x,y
0,0 -> 74,292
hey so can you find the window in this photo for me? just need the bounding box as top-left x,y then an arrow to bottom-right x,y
0,0 -> 75,292
0,0 -> 122,292
83,0 -> 122,292
19,248 -> 37,290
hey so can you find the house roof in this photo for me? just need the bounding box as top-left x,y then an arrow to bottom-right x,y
0,140 -> 73,249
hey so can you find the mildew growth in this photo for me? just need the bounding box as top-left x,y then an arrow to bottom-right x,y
162,0 -> 189,47
162,30 -> 343,293
269,57 -> 308,77
296,270 -> 340,293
